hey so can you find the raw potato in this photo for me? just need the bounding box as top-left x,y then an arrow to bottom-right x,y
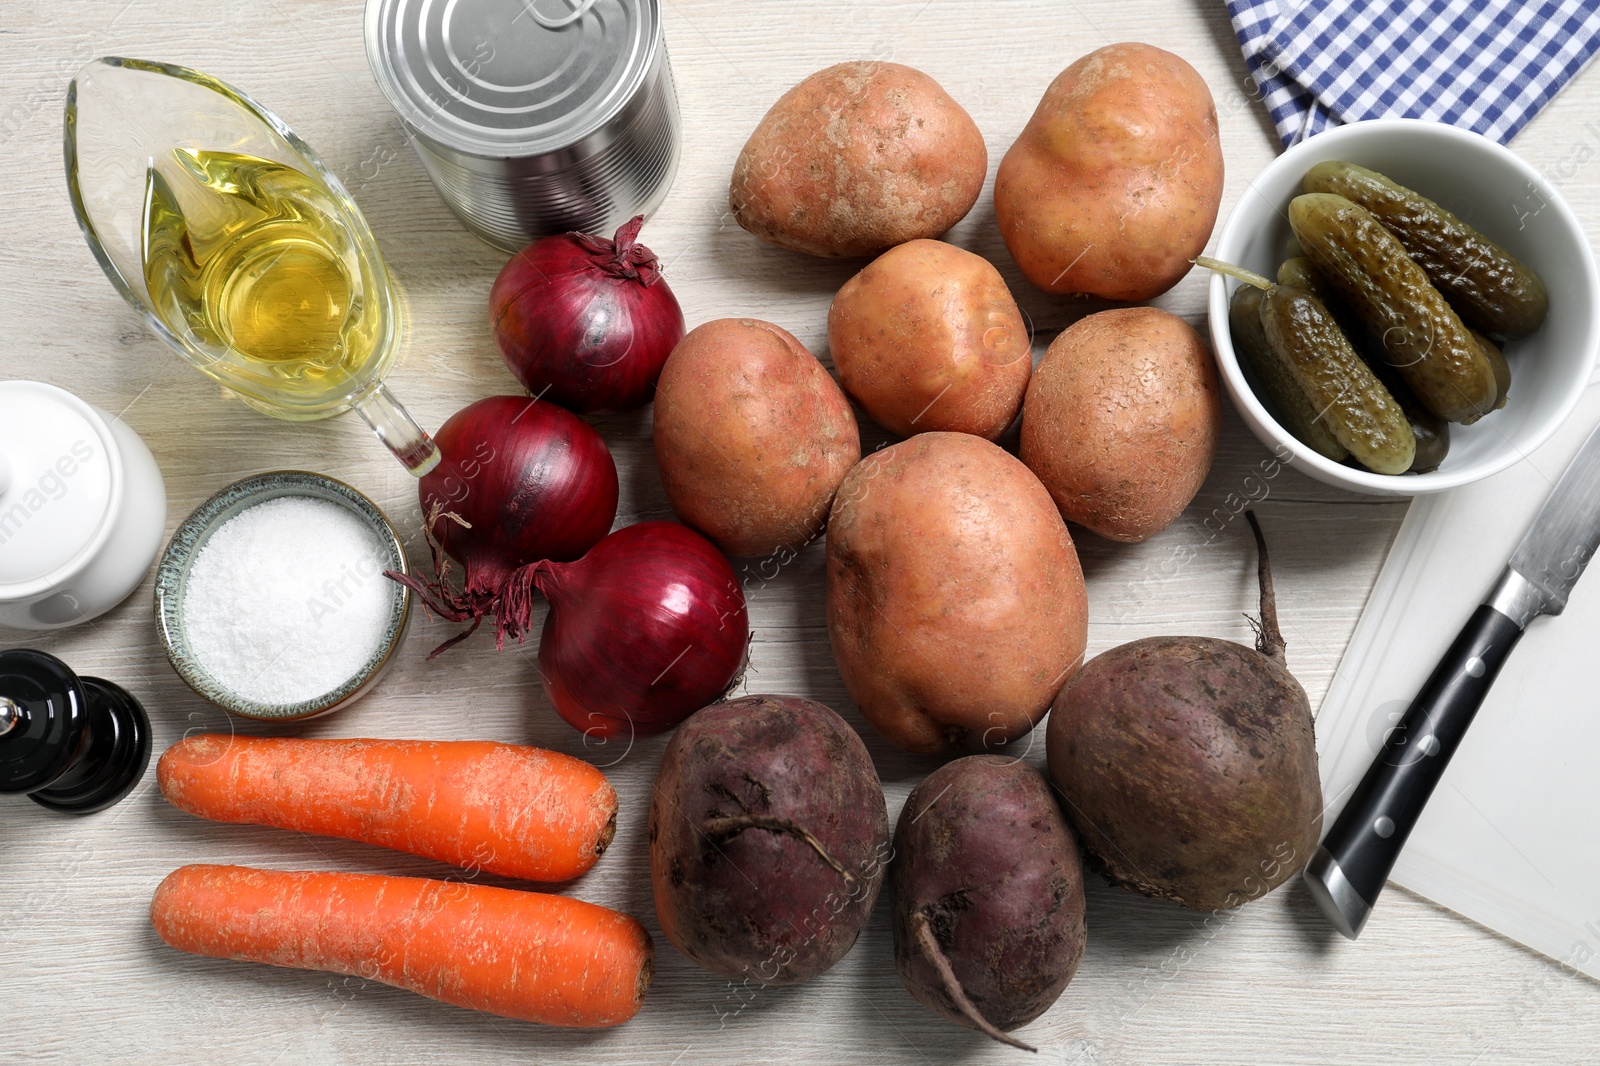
654,318 -> 860,557
828,239 -> 1032,440
826,432 -> 1088,755
892,756 -> 1086,1050
1020,307 -> 1220,542
729,62 -> 987,258
650,695 -> 890,986
994,42 -> 1224,300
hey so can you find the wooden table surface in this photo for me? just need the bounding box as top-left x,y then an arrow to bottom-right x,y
5,1 -> 1599,1062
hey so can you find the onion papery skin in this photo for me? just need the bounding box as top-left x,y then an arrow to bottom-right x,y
491,216 -> 686,415
390,396 -> 619,656
532,522 -> 750,739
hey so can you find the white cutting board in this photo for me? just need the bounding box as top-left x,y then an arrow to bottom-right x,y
1319,381 -> 1600,981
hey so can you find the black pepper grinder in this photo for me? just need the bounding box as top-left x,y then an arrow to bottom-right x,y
0,649 -> 151,813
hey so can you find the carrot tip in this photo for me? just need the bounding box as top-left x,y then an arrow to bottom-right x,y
636,954 -> 655,1003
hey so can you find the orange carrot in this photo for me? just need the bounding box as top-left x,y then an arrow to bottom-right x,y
151,865 -> 652,1027
158,736 -> 615,882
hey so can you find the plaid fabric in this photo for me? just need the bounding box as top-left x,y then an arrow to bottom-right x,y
1227,0 -> 1600,146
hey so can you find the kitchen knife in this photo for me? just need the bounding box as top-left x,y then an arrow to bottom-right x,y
1306,419 -> 1600,939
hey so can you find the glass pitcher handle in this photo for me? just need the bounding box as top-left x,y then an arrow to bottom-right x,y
353,383 -> 441,476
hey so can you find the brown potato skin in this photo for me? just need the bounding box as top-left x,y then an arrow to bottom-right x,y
649,695 -> 890,985
892,756 -> 1086,1036
1046,637 -> 1322,911
828,239 -> 1033,440
826,433 -> 1087,755
654,318 -> 861,558
1020,307 -> 1220,543
730,62 -> 987,258
995,42 -> 1223,300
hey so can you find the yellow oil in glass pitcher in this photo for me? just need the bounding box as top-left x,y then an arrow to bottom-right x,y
65,58 -> 439,475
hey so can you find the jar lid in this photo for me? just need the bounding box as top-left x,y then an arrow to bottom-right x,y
364,0 -> 661,158
0,382 -> 119,593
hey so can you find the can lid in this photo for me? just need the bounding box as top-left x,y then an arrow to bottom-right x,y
364,0 -> 661,158
0,382 -> 118,592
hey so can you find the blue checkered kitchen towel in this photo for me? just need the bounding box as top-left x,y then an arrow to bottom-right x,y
1228,0 -> 1600,146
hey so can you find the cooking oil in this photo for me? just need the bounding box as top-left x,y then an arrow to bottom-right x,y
141,149 -> 381,398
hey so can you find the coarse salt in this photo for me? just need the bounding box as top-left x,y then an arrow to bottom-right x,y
182,495 -> 395,705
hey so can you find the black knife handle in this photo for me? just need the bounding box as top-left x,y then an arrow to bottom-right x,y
1311,603 -> 1525,933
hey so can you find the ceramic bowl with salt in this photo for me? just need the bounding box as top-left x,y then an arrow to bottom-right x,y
154,471 -> 412,721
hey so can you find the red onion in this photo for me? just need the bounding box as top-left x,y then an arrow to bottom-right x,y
490,215 -> 686,415
387,396 -> 618,656
521,521 -> 749,739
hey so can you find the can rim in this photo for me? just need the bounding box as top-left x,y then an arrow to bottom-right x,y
363,0 -> 663,160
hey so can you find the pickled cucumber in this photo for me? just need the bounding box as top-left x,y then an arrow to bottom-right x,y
1361,355 -> 1450,473
1276,256 -> 1321,295
1473,330 -> 1511,410
1289,193 -> 1499,424
1303,161 -> 1548,339
1402,395 -> 1450,473
1229,285 -> 1348,462
1278,256 -> 1451,471
1259,284 -> 1416,475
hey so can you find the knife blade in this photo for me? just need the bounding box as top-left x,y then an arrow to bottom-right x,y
1305,418 -> 1600,939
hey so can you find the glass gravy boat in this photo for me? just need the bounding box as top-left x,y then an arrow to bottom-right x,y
65,57 -> 439,475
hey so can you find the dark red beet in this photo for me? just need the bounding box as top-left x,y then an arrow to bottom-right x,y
649,695 -> 890,986
491,216 -> 685,415
892,755 -> 1086,1051
1046,512 -> 1323,910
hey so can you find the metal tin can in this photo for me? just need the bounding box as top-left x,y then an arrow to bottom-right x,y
363,0 -> 681,251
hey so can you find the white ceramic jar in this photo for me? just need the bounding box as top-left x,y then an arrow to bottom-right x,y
0,381 -> 167,629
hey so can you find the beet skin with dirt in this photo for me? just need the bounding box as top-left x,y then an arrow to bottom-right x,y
649,694 -> 891,986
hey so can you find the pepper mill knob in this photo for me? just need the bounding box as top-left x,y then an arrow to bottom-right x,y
0,648 -> 152,813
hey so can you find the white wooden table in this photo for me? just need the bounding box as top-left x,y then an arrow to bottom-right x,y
5,2 -> 1599,1062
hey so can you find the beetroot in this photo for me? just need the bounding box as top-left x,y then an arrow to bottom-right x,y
1046,512 -> 1322,910
649,695 -> 889,986
892,755 -> 1086,1051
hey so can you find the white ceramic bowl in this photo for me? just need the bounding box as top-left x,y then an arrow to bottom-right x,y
1208,119 -> 1600,495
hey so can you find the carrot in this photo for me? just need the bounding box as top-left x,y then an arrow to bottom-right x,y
151,865 -> 653,1027
158,736 -> 615,882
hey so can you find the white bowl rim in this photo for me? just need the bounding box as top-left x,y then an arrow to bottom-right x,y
1208,117 -> 1600,495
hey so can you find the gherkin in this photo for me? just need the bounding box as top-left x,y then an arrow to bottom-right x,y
1303,161 -> 1548,340
1289,193 -> 1498,424
1276,257 -> 1451,474
1228,284 -> 1347,463
1258,283 -> 1416,475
